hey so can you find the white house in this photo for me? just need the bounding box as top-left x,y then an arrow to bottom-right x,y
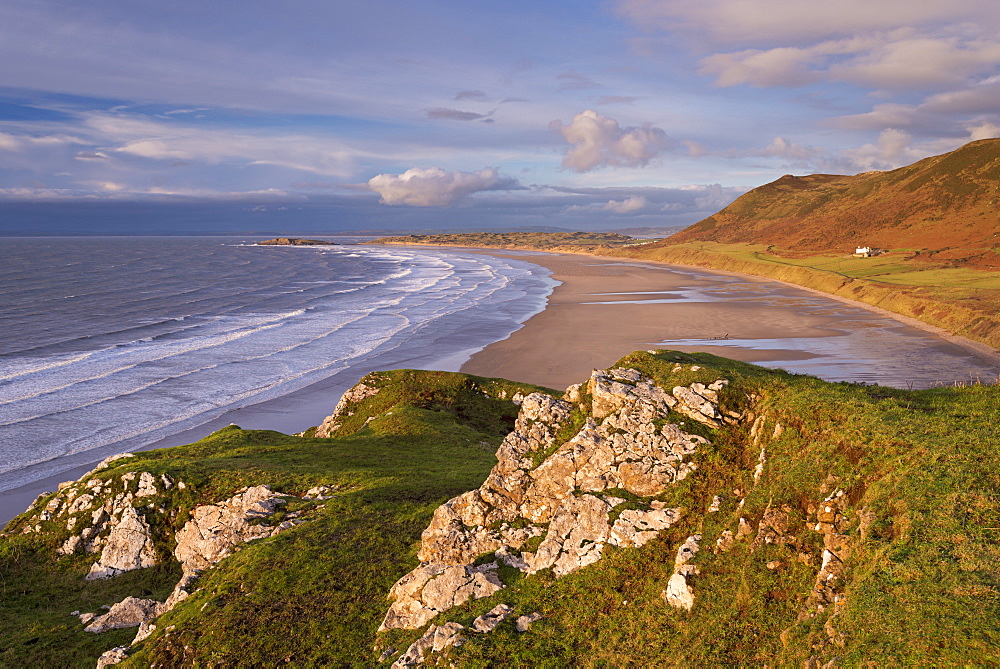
854,246 -> 882,257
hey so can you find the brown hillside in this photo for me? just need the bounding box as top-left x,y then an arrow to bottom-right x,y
665,138 -> 1000,267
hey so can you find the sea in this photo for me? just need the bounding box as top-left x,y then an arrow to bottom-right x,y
0,236 -> 554,495
1,236 -> 998,506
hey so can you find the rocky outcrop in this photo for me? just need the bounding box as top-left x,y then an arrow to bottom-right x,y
86,506 -> 157,580
21,464 -> 177,583
392,622 -> 467,668
173,485 -> 290,573
85,597 -> 160,633
84,485 -> 301,667
255,237 -> 338,246
663,534 -> 701,610
314,382 -> 381,437
380,367 -> 732,648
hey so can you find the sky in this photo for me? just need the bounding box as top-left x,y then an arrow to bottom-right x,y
1,0 -> 998,234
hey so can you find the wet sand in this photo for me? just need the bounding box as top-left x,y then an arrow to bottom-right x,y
460,250 -> 1000,391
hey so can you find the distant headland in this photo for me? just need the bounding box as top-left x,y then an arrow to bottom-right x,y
255,237 -> 339,246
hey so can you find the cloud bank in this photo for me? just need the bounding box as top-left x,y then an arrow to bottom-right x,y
550,110 -> 670,172
367,167 -> 518,206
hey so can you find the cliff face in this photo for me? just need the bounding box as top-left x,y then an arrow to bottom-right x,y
2,356 -> 999,666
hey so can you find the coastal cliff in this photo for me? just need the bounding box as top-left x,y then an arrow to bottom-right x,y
2,353 -> 999,665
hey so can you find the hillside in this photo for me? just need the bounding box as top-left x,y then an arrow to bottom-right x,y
665,138 -> 1000,267
3,355 -> 999,666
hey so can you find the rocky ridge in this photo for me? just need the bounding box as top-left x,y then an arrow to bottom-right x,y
378,366 -> 743,665
15,453 -> 335,668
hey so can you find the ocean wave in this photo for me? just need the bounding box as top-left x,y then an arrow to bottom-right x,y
0,240 -> 554,487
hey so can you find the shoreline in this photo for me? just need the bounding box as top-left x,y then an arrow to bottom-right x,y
4,246 -> 997,526
456,247 -> 1000,389
386,243 -> 998,373
0,249 -> 553,526
605,250 -> 1000,368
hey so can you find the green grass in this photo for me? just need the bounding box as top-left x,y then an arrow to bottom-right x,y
610,241 -> 1000,348
418,352 -> 1000,666
3,357 -> 1000,666
0,370 -> 548,667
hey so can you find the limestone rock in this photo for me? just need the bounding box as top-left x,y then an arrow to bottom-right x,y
380,564 -> 504,631
610,507 -> 681,549
135,472 -> 158,497
381,368 -> 728,630
472,603 -> 514,632
715,529 -> 735,552
672,386 -> 724,427
804,490 -> 851,616
515,612 -> 543,632
524,494 -> 612,576
663,535 -> 701,611
315,382 -> 381,437
96,646 -> 129,668
84,597 -> 159,633
391,622 -> 466,667
752,508 -> 796,549
86,506 -> 158,580
174,485 -> 286,573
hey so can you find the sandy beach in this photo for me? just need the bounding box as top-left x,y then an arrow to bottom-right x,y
3,247 -> 997,526
460,249 -> 1000,391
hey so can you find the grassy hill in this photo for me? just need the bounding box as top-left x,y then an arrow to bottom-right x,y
2,356 -> 999,666
666,138 -> 1000,268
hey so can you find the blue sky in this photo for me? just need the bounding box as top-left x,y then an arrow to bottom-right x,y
1,0 -> 998,233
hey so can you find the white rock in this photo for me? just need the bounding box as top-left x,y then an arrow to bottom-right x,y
86,506 -> 158,580
472,603 -> 514,632
173,485 -> 286,573
515,612 -> 543,632
84,596 -> 159,633
135,472 -> 158,497
96,646 -> 129,668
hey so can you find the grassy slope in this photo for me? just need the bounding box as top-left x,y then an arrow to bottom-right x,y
666,138 -> 1000,264
612,241 -> 1000,350
2,358 -> 999,666
413,352 -> 1000,666
0,370 -> 550,667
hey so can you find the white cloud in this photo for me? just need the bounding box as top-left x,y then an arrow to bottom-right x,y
966,121 -> 1000,140
0,131 -> 86,151
829,36 -> 1000,90
699,47 -> 822,87
692,184 -> 736,210
757,137 -> 818,161
566,195 -> 648,214
922,81 -> 1000,113
77,113 -> 356,177
367,167 -> 518,206
697,31 -> 1000,91
550,110 -> 670,172
615,0 -> 998,46
839,128 -> 927,171
604,195 -> 648,213
829,103 -> 919,130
